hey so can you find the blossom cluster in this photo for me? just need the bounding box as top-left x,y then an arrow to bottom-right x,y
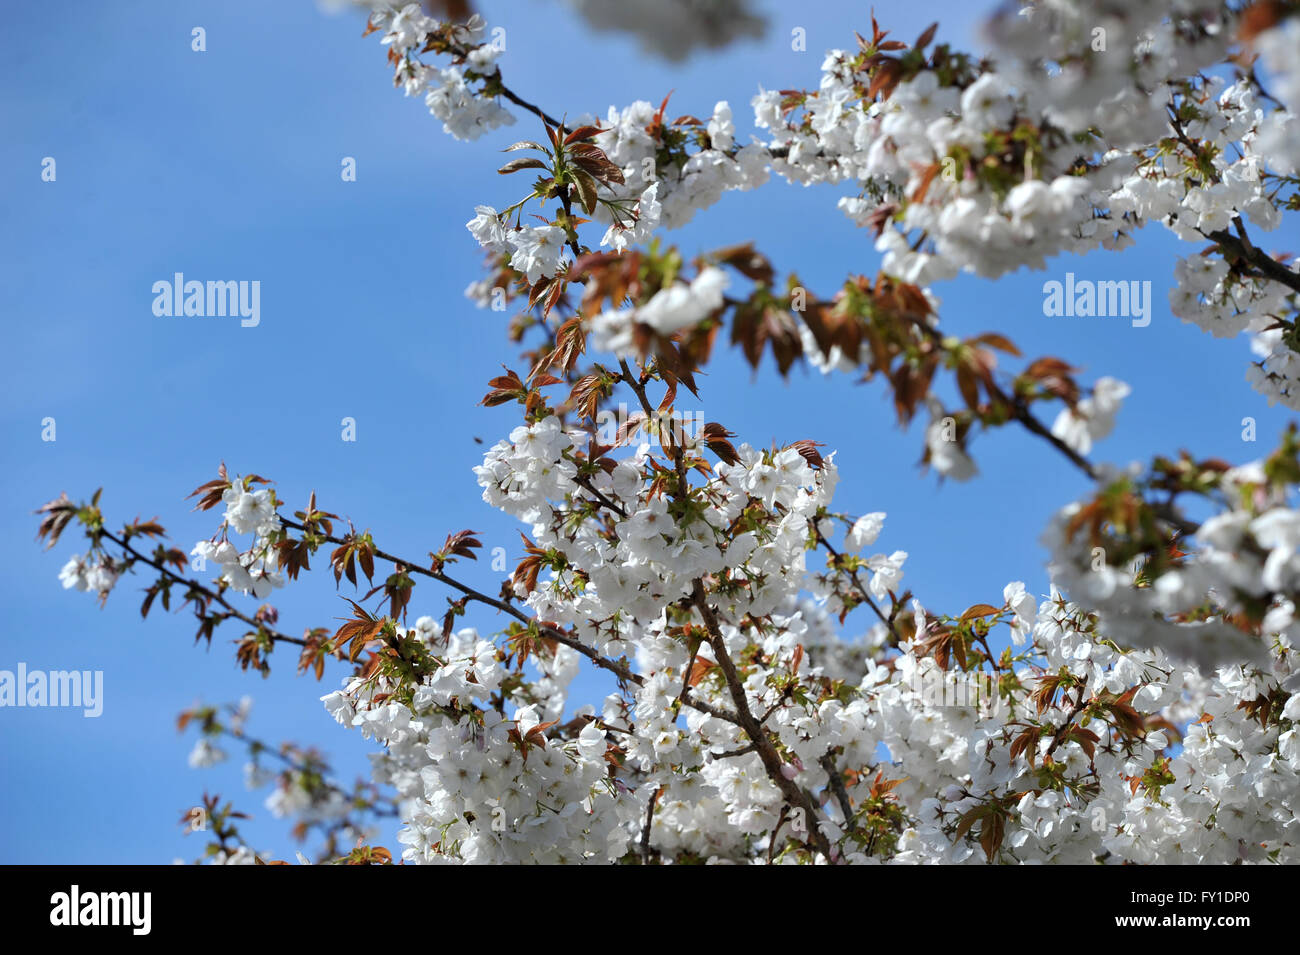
308,411 -> 1299,862
223,3 -> 1300,863
58,552 -> 120,599
418,0 -> 1300,411
40,1 -> 1300,866
190,484 -> 285,600
1044,454 -> 1300,670
376,6 -> 514,141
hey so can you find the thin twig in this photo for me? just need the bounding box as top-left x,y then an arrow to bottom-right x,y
101,529 -> 310,648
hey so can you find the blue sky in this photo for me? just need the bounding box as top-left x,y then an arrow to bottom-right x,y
1,0 -> 1295,863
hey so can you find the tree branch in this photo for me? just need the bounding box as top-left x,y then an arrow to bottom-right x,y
101,528 -> 311,649
690,579 -> 834,859
278,518 -> 742,726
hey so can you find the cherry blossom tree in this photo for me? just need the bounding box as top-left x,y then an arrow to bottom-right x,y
36,0 -> 1300,864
